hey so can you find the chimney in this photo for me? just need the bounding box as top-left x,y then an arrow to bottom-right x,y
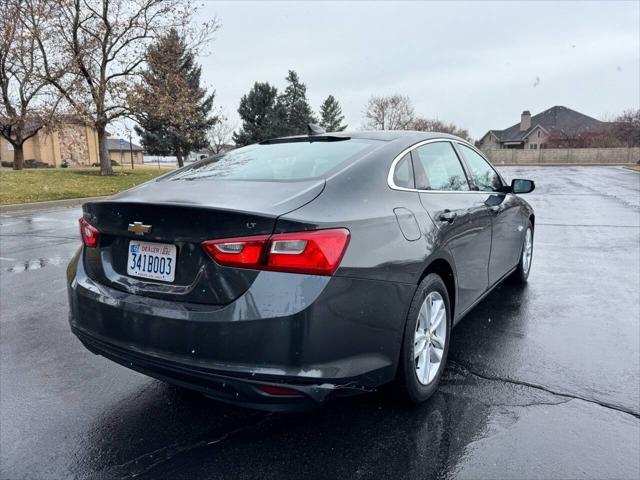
520,110 -> 531,131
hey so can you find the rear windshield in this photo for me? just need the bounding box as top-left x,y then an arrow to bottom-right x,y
167,139 -> 379,181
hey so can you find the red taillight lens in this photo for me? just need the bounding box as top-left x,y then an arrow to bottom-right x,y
79,217 -> 100,247
267,229 -> 350,275
201,235 -> 269,269
201,228 -> 350,276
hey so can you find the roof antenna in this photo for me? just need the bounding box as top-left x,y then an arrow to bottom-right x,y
307,123 -> 326,136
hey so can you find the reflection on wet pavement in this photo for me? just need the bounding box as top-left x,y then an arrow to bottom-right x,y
5,256 -> 71,273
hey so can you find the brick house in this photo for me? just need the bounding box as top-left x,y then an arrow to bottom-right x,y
0,122 -> 143,167
0,121 -> 100,167
478,106 -> 605,150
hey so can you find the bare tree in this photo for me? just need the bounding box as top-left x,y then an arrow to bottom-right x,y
208,108 -> 236,154
409,117 -> 471,141
544,111 -> 640,149
544,127 -> 611,148
543,128 -> 584,148
22,0 -> 218,175
363,94 -> 414,130
611,109 -> 640,148
0,0 -> 60,170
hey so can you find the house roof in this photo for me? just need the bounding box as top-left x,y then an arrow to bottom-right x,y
489,106 -> 605,143
106,138 -> 143,151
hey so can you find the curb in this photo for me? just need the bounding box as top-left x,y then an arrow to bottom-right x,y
0,196 -> 106,214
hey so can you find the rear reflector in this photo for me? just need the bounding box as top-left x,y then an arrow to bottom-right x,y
255,384 -> 304,397
79,218 -> 100,247
201,228 -> 350,276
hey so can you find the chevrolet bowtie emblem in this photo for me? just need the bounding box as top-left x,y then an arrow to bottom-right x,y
128,222 -> 152,235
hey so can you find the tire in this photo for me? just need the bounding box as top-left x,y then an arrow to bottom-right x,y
512,221 -> 534,284
397,273 -> 452,403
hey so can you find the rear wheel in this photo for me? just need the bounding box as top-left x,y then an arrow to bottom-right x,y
512,222 -> 533,283
397,274 -> 451,403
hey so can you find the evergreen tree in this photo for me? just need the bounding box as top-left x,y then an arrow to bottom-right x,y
233,82 -> 287,146
131,29 -> 216,167
234,70 -> 318,145
277,70 -> 316,135
319,95 -> 347,131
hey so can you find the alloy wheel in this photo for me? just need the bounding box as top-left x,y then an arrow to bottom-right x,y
414,291 -> 447,385
522,227 -> 533,275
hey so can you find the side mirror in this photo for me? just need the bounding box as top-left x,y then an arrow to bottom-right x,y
511,179 -> 535,194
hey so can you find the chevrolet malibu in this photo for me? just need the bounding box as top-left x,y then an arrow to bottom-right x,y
67,130 -> 535,411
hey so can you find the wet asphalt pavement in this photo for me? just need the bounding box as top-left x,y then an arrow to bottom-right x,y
1,166 -> 639,480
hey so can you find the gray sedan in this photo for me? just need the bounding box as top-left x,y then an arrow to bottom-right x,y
68,130 -> 535,411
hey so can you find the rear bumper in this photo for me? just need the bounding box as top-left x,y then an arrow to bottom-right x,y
73,326 -> 342,411
67,249 -> 415,410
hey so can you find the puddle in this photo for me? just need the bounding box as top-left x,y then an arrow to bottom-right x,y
6,256 -> 67,273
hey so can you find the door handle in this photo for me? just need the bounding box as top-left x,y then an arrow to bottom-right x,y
438,210 -> 457,223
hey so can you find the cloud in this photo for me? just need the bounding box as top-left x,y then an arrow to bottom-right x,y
198,1 -> 640,139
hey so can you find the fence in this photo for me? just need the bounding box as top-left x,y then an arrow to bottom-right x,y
482,147 -> 640,165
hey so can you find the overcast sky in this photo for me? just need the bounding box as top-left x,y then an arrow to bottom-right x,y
195,0 -> 639,139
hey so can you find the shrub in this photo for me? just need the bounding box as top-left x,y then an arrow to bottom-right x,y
91,160 -> 120,167
24,159 -> 51,168
1,160 -> 51,168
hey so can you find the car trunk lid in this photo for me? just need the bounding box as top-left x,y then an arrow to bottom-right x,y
82,178 -> 325,305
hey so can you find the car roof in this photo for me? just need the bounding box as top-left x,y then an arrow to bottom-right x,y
269,130 -> 466,143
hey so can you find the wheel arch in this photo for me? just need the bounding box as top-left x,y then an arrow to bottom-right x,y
418,255 -> 457,321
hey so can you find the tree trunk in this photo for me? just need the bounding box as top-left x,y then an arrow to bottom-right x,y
176,150 -> 184,168
12,143 -> 24,170
96,124 -> 114,176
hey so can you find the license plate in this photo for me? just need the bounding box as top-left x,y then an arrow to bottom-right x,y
127,240 -> 177,282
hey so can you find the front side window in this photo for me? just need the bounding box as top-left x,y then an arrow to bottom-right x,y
167,139 -> 379,182
412,142 -> 470,191
458,144 -> 503,192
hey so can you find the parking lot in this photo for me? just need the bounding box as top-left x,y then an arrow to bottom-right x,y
1,166 -> 639,480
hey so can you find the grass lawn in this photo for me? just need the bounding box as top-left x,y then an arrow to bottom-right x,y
623,164 -> 640,172
0,166 -> 172,205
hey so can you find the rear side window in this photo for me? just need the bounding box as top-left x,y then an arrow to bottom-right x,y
412,142 -> 470,191
457,144 -> 503,192
167,139 -> 378,181
393,153 -> 414,189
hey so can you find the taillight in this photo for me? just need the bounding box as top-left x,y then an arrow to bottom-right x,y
201,235 -> 269,269
267,229 -> 350,275
79,217 -> 100,247
201,228 -> 350,276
